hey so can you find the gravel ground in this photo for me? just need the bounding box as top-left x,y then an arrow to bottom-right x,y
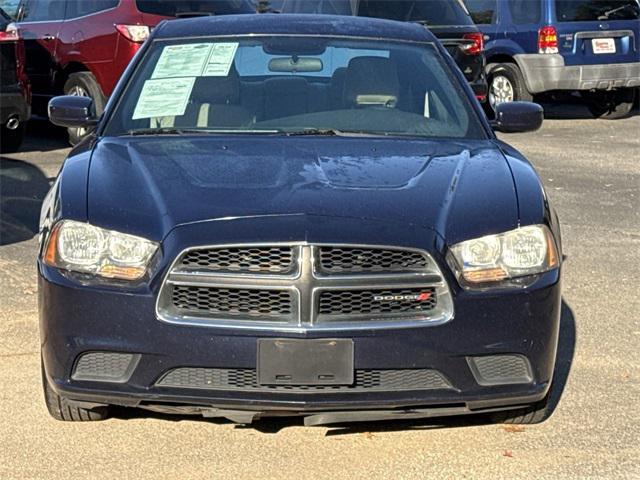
1,104 -> 638,479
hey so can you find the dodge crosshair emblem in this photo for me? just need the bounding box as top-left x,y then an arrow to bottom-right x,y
374,292 -> 432,302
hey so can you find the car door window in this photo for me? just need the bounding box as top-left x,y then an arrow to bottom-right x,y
464,0 -> 498,24
66,0 -> 118,19
21,0 -> 65,21
508,0 -> 541,23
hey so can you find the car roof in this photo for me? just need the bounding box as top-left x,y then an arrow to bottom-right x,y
154,13 -> 437,43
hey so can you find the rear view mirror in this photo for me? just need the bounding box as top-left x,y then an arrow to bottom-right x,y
268,57 -> 323,73
491,101 -> 543,133
48,96 -> 98,129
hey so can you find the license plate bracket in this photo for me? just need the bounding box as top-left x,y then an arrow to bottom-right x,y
257,338 -> 354,385
592,38 -> 615,54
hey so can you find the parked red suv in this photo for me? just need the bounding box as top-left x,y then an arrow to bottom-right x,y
0,5 -> 30,152
0,0 -> 256,143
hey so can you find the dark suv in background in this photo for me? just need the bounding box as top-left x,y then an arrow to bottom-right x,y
278,0 -> 488,100
464,0 -> 640,118
0,5 -> 29,152
0,0 -> 256,143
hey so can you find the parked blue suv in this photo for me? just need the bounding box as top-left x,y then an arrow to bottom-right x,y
464,0 -> 640,118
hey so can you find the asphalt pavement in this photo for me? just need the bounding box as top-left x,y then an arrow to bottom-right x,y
0,103 -> 638,479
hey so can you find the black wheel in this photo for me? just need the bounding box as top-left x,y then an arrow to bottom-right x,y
492,391 -> 551,425
63,72 -> 106,146
487,63 -> 533,115
0,123 -> 25,153
42,358 -> 109,421
584,88 -> 636,119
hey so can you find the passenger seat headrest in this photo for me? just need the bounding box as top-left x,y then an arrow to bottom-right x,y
344,57 -> 400,108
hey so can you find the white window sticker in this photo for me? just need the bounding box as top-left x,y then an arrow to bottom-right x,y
152,43 -> 213,79
132,77 -> 195,120
203,42 -> 239,76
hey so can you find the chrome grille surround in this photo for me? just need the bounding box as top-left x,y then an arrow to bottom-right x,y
156,243 -> 454,332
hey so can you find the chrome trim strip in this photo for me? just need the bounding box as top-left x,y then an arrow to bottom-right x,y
156,242 -> 454,331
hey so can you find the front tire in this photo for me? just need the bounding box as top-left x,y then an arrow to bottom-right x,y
487,63 -> 533,115
63,72 -> 106,146
584,88 -> 636,119
42,359 -> 109,421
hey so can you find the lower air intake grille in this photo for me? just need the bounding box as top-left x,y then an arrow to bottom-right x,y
171,286 -> 293,318
468,355 -> 533,386
156,368 -> 452,392
318,287 -> 436,317
72,352 -> 139,383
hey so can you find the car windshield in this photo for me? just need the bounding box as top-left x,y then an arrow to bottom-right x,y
104,36 -> 485,139
556,0 -> 640,21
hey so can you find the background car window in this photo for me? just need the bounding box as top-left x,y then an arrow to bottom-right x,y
66,0 -> 119,19
278,0 -> 353,14
0,0 -> 21,18
507,0 -> 540,23
357,0 -> 475,26
135,0 -> 254,16
556,0 -> 639,21
464,0 -> 497,24
21,0 -> 65,21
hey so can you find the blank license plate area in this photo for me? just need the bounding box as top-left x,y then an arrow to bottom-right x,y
592,38 -> 615,54
258,339 -> 354,385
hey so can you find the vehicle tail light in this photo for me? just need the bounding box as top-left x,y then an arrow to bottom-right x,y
0,22 -> 19,42
115,24 -> 150,43
538,26 -> 558,54
462,32 -> 484,55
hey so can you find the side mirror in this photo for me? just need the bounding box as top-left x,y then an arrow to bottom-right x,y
490,101 -> 543,133
48,96 -> 99,129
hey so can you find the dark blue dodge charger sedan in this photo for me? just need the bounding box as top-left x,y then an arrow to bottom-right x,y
39,14 -> 562,426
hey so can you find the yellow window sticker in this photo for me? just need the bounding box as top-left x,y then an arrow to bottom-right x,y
152,43 -> 213,79
132,77 -> 195,120
203,42 -> 239,76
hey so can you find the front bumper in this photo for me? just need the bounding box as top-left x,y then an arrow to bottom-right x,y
514,54 -> 640,94
39,260 -> 561,421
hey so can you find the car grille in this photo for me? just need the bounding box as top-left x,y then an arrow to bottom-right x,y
179,246 -> 295,274
318,287 -> 437,317
317,246 -> 430,273
157,244 -> 453,330
172,286 -> 294,319
156,367 -> 453,392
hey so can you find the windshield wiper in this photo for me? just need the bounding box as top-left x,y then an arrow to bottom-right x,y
127,127 -> 200,136
411,20 -> 431,26
125,127 -> 281,136
598,3 -> 636,19
284,128 -> 384,137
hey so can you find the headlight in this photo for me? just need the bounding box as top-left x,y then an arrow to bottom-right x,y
449,225 -> 559,285
43,220 -> 158,281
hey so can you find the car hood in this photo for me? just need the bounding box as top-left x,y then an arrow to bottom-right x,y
87,136 -> 518,244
